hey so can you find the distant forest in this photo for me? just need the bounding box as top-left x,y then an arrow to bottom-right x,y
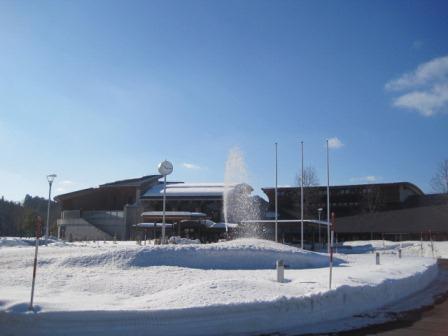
0,195 -> 61,237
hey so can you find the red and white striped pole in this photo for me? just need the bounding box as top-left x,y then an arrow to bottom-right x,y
29,216 -> 42,311
329,212 -> 335,290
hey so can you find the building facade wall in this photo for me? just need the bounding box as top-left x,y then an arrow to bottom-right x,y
262,183 -> 424,220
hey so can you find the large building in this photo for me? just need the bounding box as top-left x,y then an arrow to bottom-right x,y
55,176 -> 448,243
262,182 -> 425,219
262,182 -> 448,242
55,175 -> 263,241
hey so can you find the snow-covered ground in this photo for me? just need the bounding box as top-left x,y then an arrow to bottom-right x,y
0,238 -> 442,335
341,239 -> 448,258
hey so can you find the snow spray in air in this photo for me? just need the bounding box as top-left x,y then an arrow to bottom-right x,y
223,147 -> 264,238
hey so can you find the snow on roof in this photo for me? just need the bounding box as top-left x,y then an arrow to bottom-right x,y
198,220 -> 238,229
142,182 -> 253,198
133,223 -> 174,228
141,211 -> 207,218
213,222 -> 239,229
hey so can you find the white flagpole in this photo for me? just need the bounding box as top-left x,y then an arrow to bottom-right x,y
301,141 -> 304,249
326,139 -> 331,254
275,142 -> 278,243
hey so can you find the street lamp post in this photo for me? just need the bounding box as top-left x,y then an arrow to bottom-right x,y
158,160 -> 173,244
45,174 -> 57,241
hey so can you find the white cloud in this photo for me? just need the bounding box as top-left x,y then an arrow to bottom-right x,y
385,55 -> 448,116
55,180 -> 78,194
182,163 -> 201,170
350,176 -> 381,183
327,137 -> 344,149
393,84 -> 448,117
385,55 -> 448,91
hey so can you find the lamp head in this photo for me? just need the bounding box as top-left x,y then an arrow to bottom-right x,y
158,160 -> 173,176
47,174 -> 57,183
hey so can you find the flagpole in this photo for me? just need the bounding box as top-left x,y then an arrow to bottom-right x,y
326,139 -> 330,254
300,141 -> 304,249
329,212 -> 335,289
275,142 -> 278,243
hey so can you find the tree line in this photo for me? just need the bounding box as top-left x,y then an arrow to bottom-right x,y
0,195 -> 61,237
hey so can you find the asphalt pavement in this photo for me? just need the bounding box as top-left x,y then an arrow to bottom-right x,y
340,259 -> 448,336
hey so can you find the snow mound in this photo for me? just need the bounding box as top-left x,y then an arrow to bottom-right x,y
60,238 -> 339,270
0,237 -> 68,248
0,237 -> 32,247
168,236 -> 201,245
341,240 -> 416,254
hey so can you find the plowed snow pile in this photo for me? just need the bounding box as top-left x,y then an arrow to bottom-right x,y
0,238 -> 439,336
58,238 -> 338,269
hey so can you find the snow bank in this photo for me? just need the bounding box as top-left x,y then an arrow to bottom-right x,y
59,238 -> 338,270
168,236 -> 201,245
0,257 -> 438,336
0,237 -> 32,247
342,240 -> 414,253
342,240 -> 448,258
0,237 -> 441,336
0,237 -> 67,248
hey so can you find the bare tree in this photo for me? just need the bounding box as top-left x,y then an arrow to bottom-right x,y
363,186 -> 383,214
431,159 -> 448,194
295,166 -> 320,187
295,167 -> 320,218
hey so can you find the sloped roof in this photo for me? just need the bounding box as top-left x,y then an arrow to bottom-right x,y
55,175 -> 161,201
100,175 -> 161,187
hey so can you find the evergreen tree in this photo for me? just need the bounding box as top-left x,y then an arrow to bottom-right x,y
0,195 -> 60,237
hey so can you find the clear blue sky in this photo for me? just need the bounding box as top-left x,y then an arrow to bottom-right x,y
1,0 -> 447,201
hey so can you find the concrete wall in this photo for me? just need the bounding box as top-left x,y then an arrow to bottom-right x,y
58,218 -> 112,241
57,210 -> 126,241
82,211 -> 125,239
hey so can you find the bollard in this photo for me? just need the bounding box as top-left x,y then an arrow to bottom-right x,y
276,259 -> 284,283
376,252 -> 380,265
398,249 -> 402,258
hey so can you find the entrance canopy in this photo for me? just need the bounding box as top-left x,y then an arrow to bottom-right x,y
133,222 -> 174,229
141,211 -> 207,222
